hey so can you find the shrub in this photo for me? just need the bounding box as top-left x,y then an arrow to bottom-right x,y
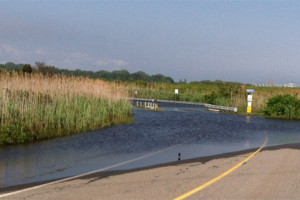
265,94 -> 300,119
22,64 -> 33,73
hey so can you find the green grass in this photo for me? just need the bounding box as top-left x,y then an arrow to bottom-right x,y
126,81 -> 300,116
0,73 -> 133,145
0,90 -> 133,145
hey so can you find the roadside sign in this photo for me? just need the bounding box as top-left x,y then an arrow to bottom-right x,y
246,89 -> 254,113
247,95 -> 253,102
247,89 -> 255,93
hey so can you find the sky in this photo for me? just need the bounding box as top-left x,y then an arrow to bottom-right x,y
1,0 -> 300,84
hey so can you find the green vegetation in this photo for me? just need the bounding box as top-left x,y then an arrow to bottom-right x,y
22,64 -> 33,74
0,72 -> 132,145
128,81 -> 245,107
265,94 -> 300,119
247,86 -> 300,114
127,81 -> 300,117
0,62 -> 174,83
0,62 -> 23,71
2,61 -> 300,124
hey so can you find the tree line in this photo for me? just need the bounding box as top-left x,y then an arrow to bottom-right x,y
0,62 -> 175,83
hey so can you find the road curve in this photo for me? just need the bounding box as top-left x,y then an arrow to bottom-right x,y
190,147 -> 300,200
1,145 -> 300,199
174,133 -> 268,200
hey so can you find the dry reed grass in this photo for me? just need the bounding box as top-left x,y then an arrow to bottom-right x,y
0,72 -> 132,145
1,72 -> 127,101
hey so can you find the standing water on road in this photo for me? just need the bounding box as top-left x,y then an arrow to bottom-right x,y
1,104 -> 300,188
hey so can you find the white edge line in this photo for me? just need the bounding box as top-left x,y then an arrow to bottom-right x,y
0,145 -> 177,198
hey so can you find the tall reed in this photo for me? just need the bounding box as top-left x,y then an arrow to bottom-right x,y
0,72 -> 132,144
126,81 -> 300,115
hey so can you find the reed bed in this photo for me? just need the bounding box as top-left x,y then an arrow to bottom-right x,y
0,72 -> 132,145
249,87 -> 300,113
126,82 -> 300,115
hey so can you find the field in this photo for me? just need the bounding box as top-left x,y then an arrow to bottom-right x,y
1,72 -> 299,145
125,81 -> 300,115
0,72 -> 133,145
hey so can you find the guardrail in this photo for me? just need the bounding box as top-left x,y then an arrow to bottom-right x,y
204,104 -> 238,112
128,98 -> 238,112
135,100 -> 159,110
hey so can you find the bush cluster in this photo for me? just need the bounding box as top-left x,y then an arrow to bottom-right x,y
265,94 -> 300,119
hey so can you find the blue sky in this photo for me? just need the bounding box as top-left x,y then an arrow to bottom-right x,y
1,0 -> 300,84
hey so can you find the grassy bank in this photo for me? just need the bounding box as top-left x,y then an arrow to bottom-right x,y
126,81 -> 300,115
0,72 -> 133,145
127,81 -> 245,108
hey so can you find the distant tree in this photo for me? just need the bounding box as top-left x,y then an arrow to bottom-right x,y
73,69 -> 83,76
151,74 -> 165,82
96,70 -> 112,80
22,64 -> 33,73
165,76 -> 175,83
200,80 -> 213,85
36,62 -> 55,76
215,80 -> 225,85
132,71 -> 151,81
1,62 -> 177,83
151,74 -> 174,83
112,70 -> 131,81
0,62 -> 23,71
5,62 -> 18,69
179,79 -> 187,84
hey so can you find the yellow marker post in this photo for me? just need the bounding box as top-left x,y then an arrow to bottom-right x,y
247,106 -> 252,113
246,89 -> 254,114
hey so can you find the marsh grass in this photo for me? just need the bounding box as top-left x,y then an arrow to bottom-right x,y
0,72 -> 132,144
248,87 -> 300,114
126,82 -> 300,115
264,94 -> 300,119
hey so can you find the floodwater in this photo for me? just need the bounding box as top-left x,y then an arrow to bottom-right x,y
1,103 -> 300,188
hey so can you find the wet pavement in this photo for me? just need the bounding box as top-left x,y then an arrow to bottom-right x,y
1,104 -> 300,188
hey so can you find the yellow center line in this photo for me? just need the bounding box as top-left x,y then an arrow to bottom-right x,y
174,133 -> 269,200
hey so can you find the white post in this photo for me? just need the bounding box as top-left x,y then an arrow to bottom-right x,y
246,89 -> 254,113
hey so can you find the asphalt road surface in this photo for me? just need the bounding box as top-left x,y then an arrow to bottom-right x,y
1,144 -> 300,200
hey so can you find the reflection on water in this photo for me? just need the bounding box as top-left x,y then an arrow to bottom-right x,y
1,104 -> 300,188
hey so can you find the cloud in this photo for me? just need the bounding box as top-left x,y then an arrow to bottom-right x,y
0,44 -> 130,72
0,44 -> 28,63
96,58 -> 129,67
59,52 -> 95,69
1,44 -> 22,56
58,51 -> 129,71
0,44 -> 49,63
35,48 -> 47,55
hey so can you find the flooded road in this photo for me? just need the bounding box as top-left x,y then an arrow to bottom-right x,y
1,104 -> 300,188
